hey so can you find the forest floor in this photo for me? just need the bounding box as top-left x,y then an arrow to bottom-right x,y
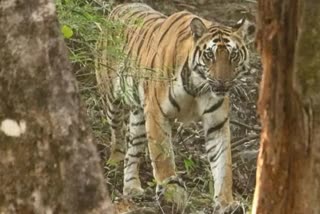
81,0 -> 262,213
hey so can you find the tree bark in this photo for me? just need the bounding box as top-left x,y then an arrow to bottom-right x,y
253,0 -> 320,213
0,0 -> 114,213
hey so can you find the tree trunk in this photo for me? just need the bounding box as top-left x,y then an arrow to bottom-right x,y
253,0 -> 320,213
0,0 -> 114,213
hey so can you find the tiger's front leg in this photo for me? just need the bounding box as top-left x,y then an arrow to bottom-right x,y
145,95 -> 187,209
200,96 -> 233,208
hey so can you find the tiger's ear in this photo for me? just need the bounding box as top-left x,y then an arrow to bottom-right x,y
190,18 -> 207,40
233,18 -> 256,44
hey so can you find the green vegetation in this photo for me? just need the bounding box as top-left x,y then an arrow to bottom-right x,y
55,0 -> 115,143
56,0 -> 111,67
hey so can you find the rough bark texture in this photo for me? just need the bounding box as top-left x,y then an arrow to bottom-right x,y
253,0 -> 320,213
0,0 -> 114,213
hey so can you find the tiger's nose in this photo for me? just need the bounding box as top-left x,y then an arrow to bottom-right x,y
216,80 -> 231,92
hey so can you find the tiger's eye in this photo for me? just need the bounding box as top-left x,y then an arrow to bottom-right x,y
204,51 -> 213,59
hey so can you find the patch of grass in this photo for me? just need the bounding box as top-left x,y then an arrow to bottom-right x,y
55,0 -> 118,154
56,0 -> 112,66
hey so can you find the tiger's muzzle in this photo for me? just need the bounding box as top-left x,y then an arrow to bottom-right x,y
209,45 -> 235,95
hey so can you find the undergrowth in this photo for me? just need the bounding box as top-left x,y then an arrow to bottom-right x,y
55,0 -> 116,143
56,1 -> 260,213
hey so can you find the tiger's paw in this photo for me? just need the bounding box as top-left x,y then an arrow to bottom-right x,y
213,201 -> 244,214
123,185 -> 144,197
156,176 -> 188,211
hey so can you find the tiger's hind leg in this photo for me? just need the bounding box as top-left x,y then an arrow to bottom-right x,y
123,107 -> 147,196
106,95 -> 126,164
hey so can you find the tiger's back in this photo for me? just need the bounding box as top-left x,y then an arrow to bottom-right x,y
107,3 -> 216,79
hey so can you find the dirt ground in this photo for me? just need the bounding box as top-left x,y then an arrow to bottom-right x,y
97,1 -> 262,213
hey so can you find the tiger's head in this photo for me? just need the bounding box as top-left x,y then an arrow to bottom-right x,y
187,17 -> 255,96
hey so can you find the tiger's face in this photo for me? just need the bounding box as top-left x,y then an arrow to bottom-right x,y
188,18 -> 253,96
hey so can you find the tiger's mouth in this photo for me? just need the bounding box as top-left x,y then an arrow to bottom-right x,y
208,80 -> 232,94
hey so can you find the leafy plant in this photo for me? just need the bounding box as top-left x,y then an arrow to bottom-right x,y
184,156 -> 196,175
55,0 -> 114,66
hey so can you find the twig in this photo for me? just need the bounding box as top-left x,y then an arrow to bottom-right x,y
245,0 -> 257,3
231,134 -> 259,150
230,119 -> 261,131
156,199 -> 166,214
181,178 -> 202,214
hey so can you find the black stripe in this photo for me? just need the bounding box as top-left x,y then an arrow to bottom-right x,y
126,12 -> 154,48
132,109 -> 141,115
125,11 -> 144,20
110,5 -> 122,17
127,30 -> 145,57
242,46 -> 247,62
161,20 -> 188,52
178,25 -> 190,35
206,117 -> 228,136
210,31 -> 221,39
113,99 -> 121,105
168,88 -> 181,112
137,22 -> 163,65
110,124 -> 118,129
111,117 -> 121,125
125,161 -> 139,168
107,94 -> 121,108
107,93 -> 115,103
195,65 -> 207,80
107,104 -> 119,115
125,177 -> 137,182
131,120 -> 145,126
198,50 -> 203,58
154,90 -> 167,117
177,31 -> 191,43
177,24 -> 192,43
124,161 -> 139,168
131,141 -> 146,146
143,21 -> 163,50
206,143 -> 218,154
192,46 -> 200,65
209,146 -> 227,163
128,152 -> 144,158
134,18 -> 162,57
127,21 -> 147,51
124,30 -> 131,46
117,5 -> 139,18
135,11 -> 152,20
203,99 -> 224,115
209,28 -> 219,33
158,12 -> 190,45
127,14 -> 149,49
150,53 -> 157,69
132,133 -> 146,141
142,16 -> 163,27
181,60 -> 195,96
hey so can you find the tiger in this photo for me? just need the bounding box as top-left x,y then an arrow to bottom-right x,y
95,2 -> 253,210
